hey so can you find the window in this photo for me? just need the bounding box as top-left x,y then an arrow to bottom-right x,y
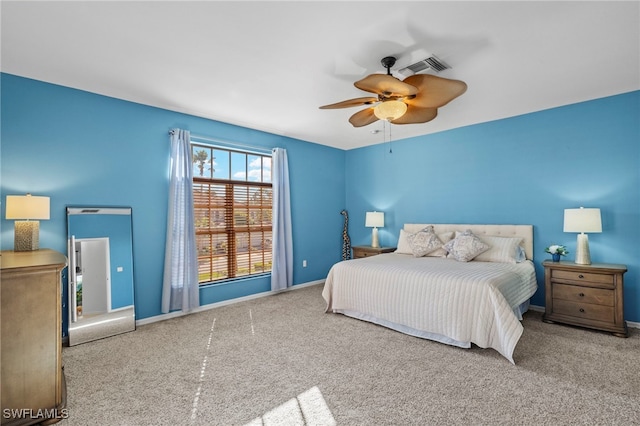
192,143 -> 272,284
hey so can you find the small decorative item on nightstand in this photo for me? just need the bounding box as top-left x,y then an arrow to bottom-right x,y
545,244 -> 568,262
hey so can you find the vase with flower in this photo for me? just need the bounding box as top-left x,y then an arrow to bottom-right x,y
545,244 -> 568,262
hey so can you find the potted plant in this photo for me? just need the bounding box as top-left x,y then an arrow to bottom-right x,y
545,244 -> 569,262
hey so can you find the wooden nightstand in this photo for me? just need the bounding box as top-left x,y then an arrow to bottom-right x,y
352,246 -> 396,259
542,260 -> 628,337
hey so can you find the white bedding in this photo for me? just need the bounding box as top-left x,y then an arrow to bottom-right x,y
322,253 -> 538,363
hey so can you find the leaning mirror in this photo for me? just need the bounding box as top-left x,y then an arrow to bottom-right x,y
66,206 -> 135,346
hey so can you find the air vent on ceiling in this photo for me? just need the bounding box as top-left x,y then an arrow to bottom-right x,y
397,55 -> 450,77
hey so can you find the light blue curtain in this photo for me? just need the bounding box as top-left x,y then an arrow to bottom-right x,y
271,148 -> 293,291
162,129 -> 199,313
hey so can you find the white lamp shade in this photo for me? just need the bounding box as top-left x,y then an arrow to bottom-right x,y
365,211 -> 384,228
373,100 -> 407,121
6,195 -> 50,220
563,208 -> 602,233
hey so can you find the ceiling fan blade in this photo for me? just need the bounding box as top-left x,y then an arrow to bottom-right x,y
349,108 -> 379,127
402,74 -> 467,108
354,74 -> 418,97
319,97 -> 378,109
391,105 -> 438,125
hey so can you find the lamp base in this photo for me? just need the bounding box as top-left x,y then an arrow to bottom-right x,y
14,221 -> 40,251
575,233 -> 591,265
371,227 -> 380,248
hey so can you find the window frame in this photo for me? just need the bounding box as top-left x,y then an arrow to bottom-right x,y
191,142 -> 273,285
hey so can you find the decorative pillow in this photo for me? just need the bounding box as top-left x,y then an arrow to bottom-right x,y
426,231 -> 454,258
443,229 -> 490,262
406,226 -> 444,257
474,235 -> 525,264
395,229 -> 413,254
396,229 -> 453,256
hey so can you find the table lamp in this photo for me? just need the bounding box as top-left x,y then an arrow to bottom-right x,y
365,211 -> 384,248
5,194 -> 50,251
563,207 -> 602,265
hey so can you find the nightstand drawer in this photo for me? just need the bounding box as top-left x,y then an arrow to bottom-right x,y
553,299 -> 614,323
552,283 -> 614,306
355,251 -> 376,258
551,269 -> 614,286
352,246 -> 396,259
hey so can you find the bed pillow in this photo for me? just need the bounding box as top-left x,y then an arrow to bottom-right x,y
406,226 -> 444,257
474,235 -> 525,264
443,229 -> 490,262
395,229 -> 453,257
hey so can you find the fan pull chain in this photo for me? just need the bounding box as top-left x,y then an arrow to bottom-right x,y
387,121 -> 393,154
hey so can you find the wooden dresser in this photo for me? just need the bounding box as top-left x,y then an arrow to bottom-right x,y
542,260 -> 627,337
1,249 -> 68,425
352,246 -> 396,259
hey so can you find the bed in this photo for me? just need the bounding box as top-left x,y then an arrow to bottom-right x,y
322,224 -> 538,363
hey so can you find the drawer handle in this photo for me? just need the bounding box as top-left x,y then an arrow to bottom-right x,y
579,308 -> 585,313
579,293 -> 585,297
578,274 -> 584,279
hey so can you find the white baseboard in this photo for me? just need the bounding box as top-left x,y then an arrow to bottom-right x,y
136,279 -> 324,327
529,304 -> 545,313
529,304 -> 639,329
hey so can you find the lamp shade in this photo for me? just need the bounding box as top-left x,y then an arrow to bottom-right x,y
563,208 -> 602,233
6,194 -> 50,220
373,100 -> 407,121
365,211 -> 384,228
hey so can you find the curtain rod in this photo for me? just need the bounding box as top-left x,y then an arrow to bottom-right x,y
168,130 -> 273,154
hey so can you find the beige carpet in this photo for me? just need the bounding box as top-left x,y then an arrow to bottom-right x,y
60,284 -> 640,425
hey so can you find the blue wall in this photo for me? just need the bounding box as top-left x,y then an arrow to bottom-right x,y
2,73 -> 638,324
0,74 -> 346,322
345,91 -> 639,322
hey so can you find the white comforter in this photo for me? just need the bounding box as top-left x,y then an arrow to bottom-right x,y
322,254 -> 538,363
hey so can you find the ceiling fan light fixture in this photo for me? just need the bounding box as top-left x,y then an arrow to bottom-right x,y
373,100 -> 407,121
321,55 -> 466,127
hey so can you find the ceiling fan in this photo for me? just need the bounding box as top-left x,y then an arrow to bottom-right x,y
320,56 -> 467,127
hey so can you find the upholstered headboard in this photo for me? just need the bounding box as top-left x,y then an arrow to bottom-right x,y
403,224 -> 534,260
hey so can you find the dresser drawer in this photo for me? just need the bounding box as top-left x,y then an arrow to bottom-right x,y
553,299 -> 615,323
552,283 -> 614,306
551,269 -> 614,286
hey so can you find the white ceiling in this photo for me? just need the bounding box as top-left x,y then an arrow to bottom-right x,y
2,1 -> 639,150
